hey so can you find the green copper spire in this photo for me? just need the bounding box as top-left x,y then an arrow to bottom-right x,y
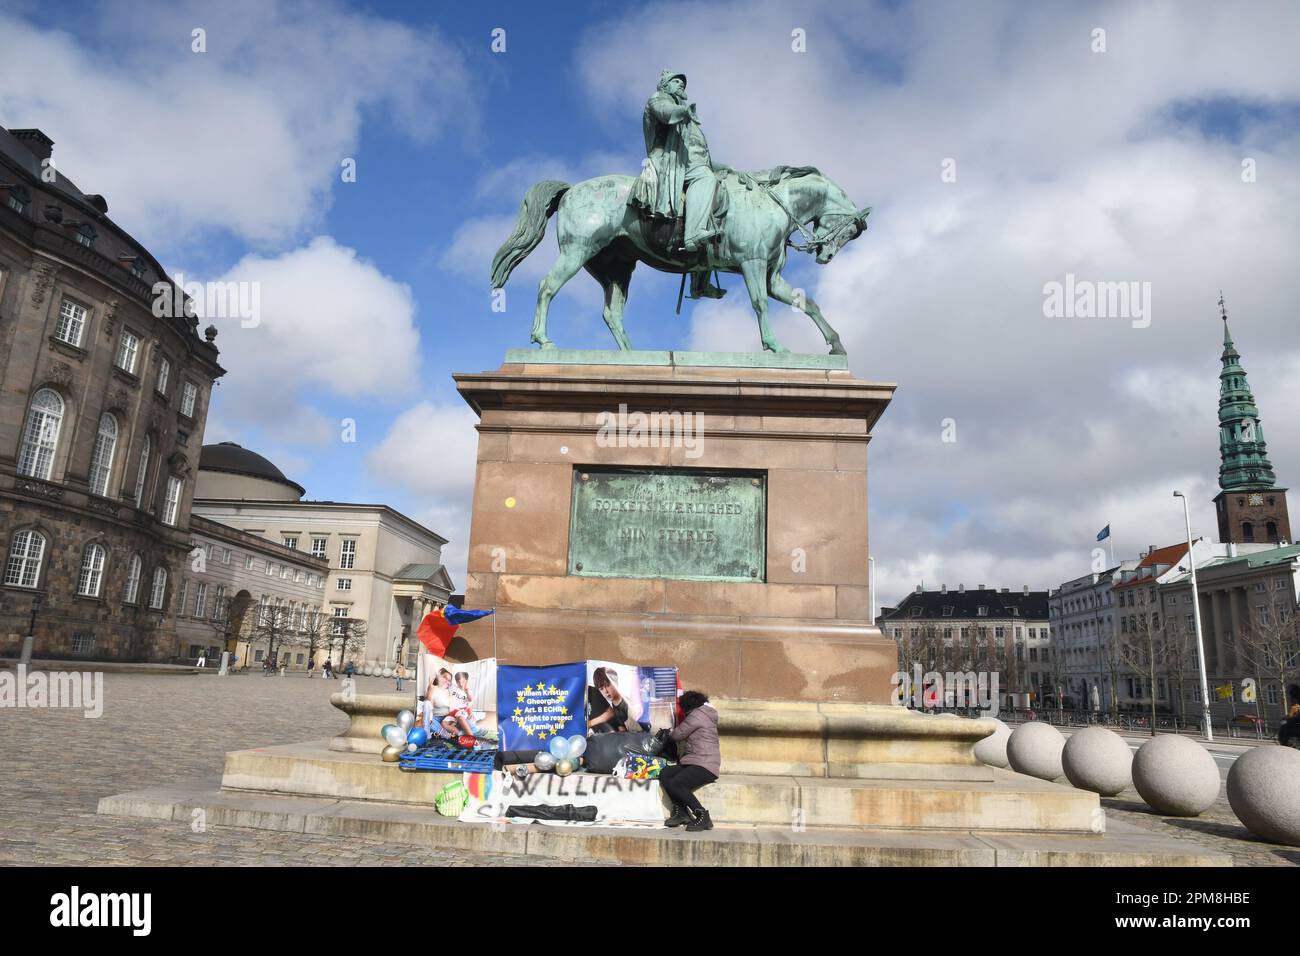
1217,294 -> 1277,490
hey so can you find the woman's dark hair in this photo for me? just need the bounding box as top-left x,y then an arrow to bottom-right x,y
438,668 -> 452,679
679,691 -> 709,713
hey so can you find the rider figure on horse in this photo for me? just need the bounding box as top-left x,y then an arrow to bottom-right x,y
629,70 -> 726,300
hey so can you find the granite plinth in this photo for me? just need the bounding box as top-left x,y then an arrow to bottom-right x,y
454,357 -> 897,704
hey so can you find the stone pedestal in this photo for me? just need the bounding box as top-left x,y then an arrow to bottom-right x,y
453,350 -> 898,704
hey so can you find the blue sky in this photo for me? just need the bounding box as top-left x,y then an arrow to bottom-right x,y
3,0 -> 1299,603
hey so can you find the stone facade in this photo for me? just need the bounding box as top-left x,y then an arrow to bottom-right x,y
176,515 -> 329,669
878,585 -> 1050,709
0,126 -> 224,660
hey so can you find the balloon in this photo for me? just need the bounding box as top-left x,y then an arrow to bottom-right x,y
380,723 -> 397,741
405,743 -> 418,754
567,735 -> 587,758
381,745 -> 401,762
407,727 -> 429,748
384,725 -> 408,749
533,752 -> 556,772
554,757 -> 576,776
548,736 -> 571,760
396,709 -> 415,731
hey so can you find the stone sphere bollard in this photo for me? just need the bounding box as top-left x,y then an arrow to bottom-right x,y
381,667 -> 393,679
362,664 -> 375,677
1132,735 -> 1220,816
1007,721 -> 1065,780
1226,746 -> 1300,846
1062,727 -> 1133,795
973,718 -> 1011,768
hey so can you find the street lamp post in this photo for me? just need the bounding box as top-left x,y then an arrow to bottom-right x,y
1173,491 -> 1213,741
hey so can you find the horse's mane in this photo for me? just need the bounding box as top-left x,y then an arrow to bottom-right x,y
717,164 -> 822,188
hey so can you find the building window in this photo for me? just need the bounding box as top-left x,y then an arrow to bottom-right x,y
130,257 -> 145,279
311,537 -> 327,559
75,223 -> 96,248
18,388 -> 64,480
150,567 -> 167,609
116,331 -> 140,374
1267,684 -> 1280,706
55,298 -> 87,347
265,561 -> 274,576
76,544 -> 106,597
280,564 -> 288,579
180,382 -> 197,418
123,554 -> 143,604
156,357 -> 170,395
1243,521 -> 1255,542
4,530 -> 46,588
339,539 -> 356,569
223,548 -> 232,565
337,578 -> 352,591
977,606 -> 988,616
212,585 -> 226,620
332,607 -> 349,635
194,582 -> 208,618
244,554 -> 253,570
283,536 -> 298,550
162,476 -> 183,526
72,632 -> 95,655
7,185 -> 29,214
88,413 -> 118,497
259,595 -> 269,626
133,435 -> 152,508
294,570 -> 302,583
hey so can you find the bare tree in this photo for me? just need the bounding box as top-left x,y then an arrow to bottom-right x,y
326,616 -> 368,669
300,608 -> 331,671
1161,615 -> 1198,724
1117,599 -> 1167,735
1236,592 -> 1300,726
248,601 -> 297,671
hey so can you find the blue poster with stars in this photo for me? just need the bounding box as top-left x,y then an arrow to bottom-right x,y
496,663 -> 587,751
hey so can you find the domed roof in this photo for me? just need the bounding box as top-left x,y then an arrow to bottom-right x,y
198,442 -> 305,496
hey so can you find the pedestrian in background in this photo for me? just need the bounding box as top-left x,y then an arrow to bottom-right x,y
394,663 -> 405,692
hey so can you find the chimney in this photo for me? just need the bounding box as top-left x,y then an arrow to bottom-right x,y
1000,587 -> 1009,593
1023,585 -> 1030,594
915,585 -> 922,594
978,584 -> 985,591
9,128 -> 54,163
958,584 -> 964,594
940,583 -> 947,594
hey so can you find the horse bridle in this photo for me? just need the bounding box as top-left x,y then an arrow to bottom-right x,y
759,181 -> 870,254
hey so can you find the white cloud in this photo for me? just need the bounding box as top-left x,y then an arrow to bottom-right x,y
202,236 -> 422,441
367,402 -> 482,586
0,0 -> 474,248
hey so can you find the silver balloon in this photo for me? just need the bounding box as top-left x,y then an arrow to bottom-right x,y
567,734 -> 587,758
533,752 -> 556,772
383,725 -> 408,749
554,757 -> 576,776
396,709 -> 415,731
548,735 -> 571,760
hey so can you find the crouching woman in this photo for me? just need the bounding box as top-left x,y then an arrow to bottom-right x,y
660,691 -> 720,832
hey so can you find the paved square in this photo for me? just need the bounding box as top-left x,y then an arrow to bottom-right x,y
0,670 -> 565,866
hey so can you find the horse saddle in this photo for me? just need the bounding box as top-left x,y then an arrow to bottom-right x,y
636,176 -> 730,266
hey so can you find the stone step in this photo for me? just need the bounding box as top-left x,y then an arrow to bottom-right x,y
225,741 -> 1099,832
97,782 -> 1227,867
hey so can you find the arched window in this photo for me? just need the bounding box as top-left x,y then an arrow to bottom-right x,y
124,554 -> 143,604
88,413 -> 118,497
17,389 -> 64,479
149,566 -> 168,609
133,434 -> 152,508
77,543 -> 106,597
1267,521 -> 1279,542
1242,521 -> 1255,542
4,530 -> 46,588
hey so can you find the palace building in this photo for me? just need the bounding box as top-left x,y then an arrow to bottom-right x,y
0,125 -> 224,660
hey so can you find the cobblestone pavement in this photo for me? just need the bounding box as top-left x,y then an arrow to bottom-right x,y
0,671 -> 567,866
1102,789 -> 1300,868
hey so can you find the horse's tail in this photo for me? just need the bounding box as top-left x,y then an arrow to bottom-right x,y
490,180 -> 569,289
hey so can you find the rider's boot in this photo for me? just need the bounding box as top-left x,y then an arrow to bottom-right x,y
688,270 -> 726,300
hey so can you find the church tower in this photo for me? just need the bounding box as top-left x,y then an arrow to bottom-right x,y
1213,295 -> 1291,544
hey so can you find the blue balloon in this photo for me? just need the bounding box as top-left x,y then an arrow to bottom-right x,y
407,727 -> 429,747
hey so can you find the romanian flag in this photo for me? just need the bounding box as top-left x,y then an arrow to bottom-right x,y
417,606 -> 494,657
